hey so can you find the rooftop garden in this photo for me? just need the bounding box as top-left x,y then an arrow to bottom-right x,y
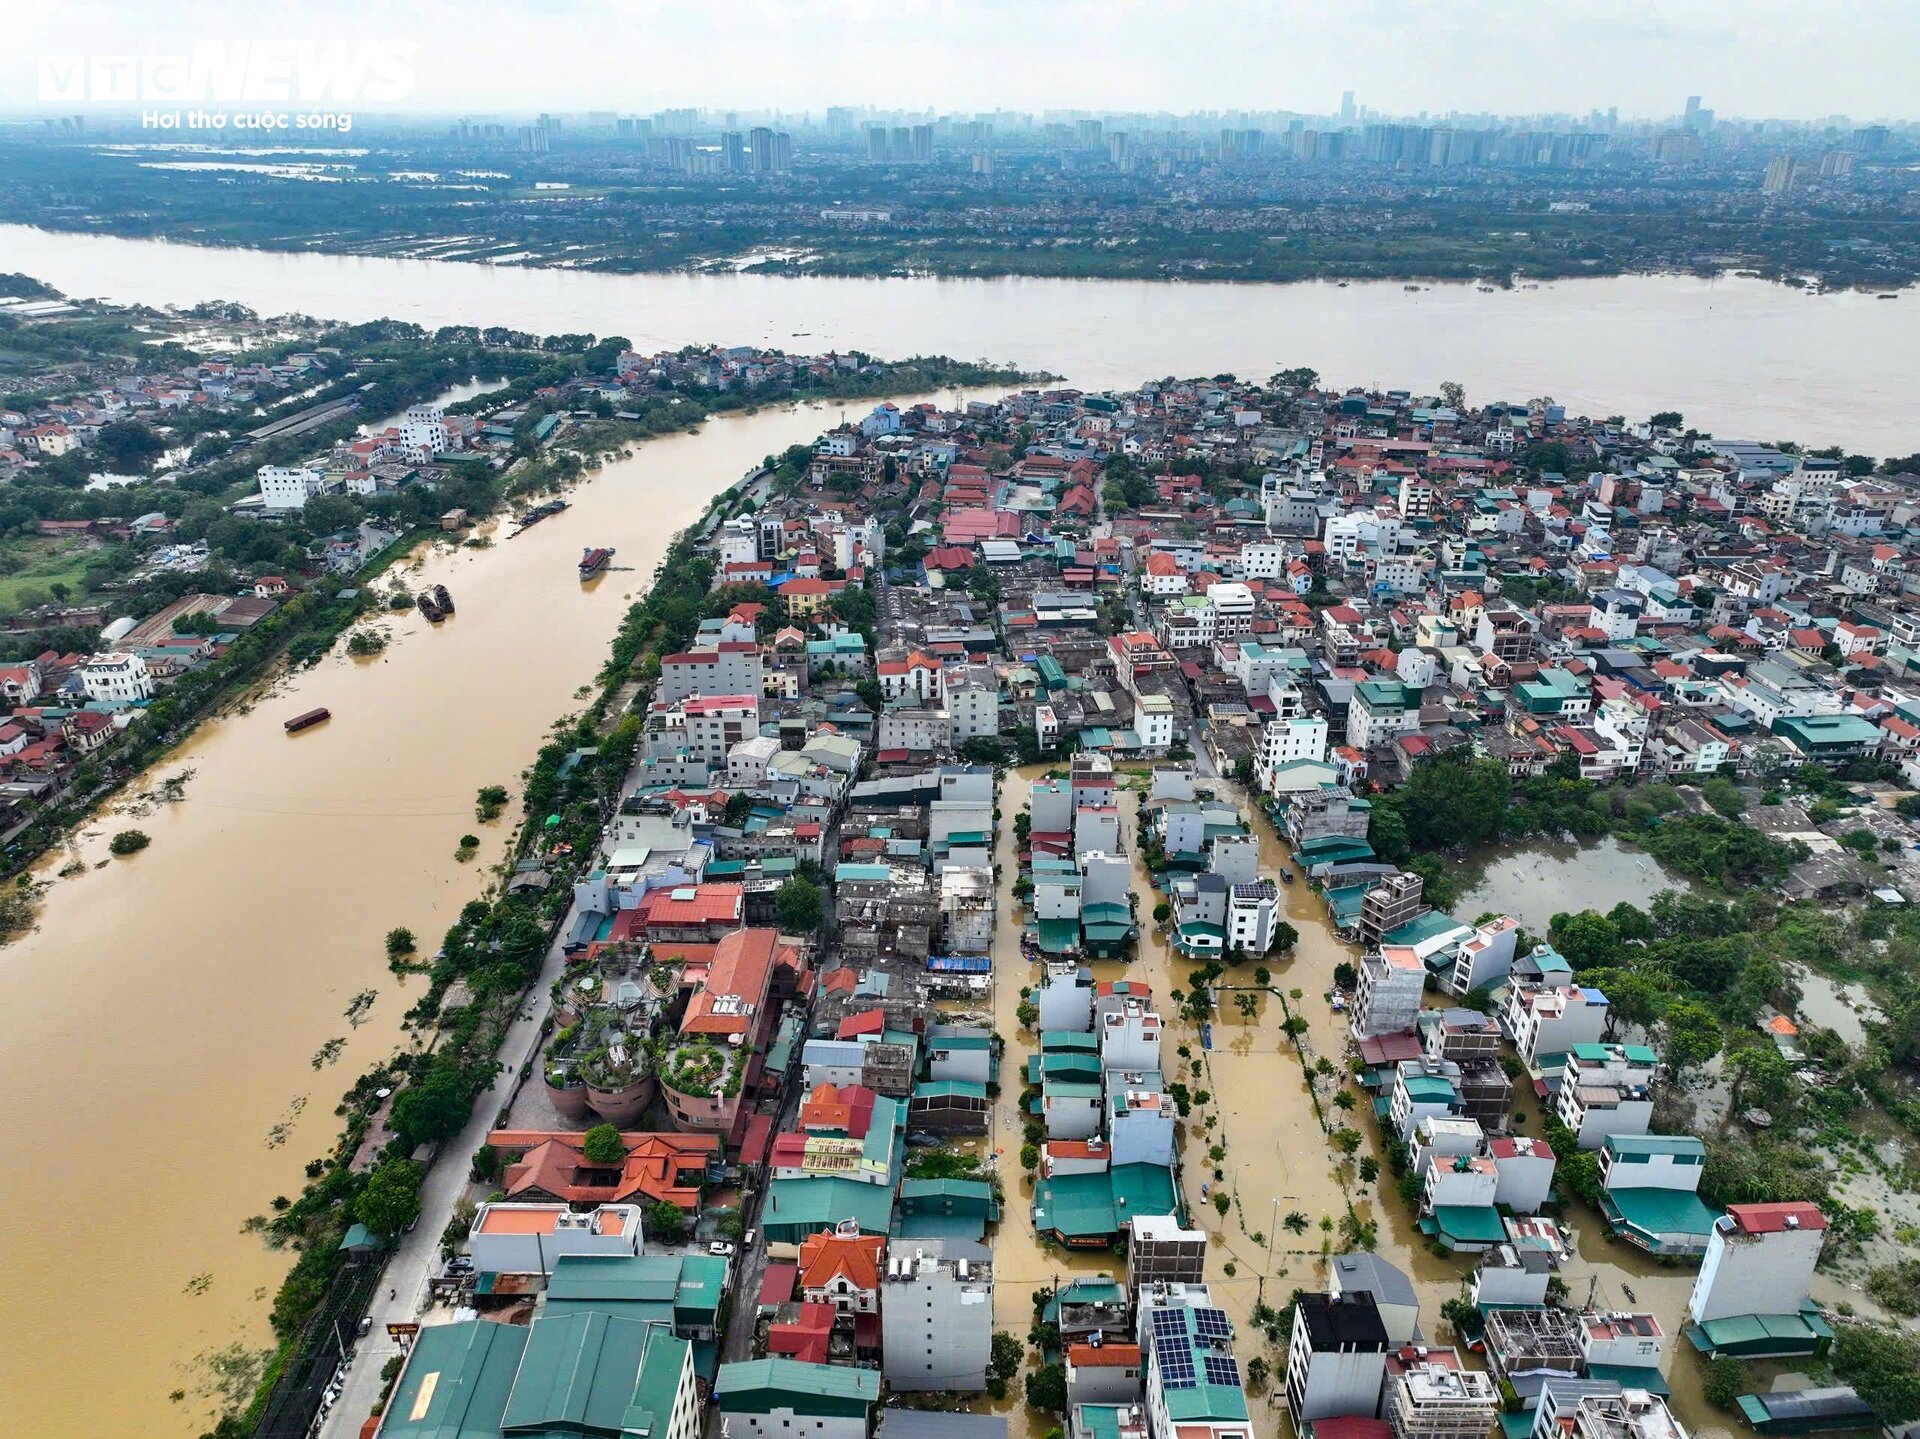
663,1037 -> 743,1099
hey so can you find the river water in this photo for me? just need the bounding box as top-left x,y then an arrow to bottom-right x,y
4,225 -> 1920,453
0,232 -> 1905,1433
0,394 -> 972,1436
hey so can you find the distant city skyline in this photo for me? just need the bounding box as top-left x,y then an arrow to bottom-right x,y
3,0 -> 1918,124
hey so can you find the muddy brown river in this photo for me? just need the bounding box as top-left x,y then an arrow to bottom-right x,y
0,394 -> 993,1436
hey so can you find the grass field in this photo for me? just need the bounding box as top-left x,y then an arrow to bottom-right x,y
0,537 -> 96,616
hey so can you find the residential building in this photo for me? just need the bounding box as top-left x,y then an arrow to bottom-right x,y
1285,1292 -> 1390,1426
1688,1202 -> 1827,1325
882,1240 -> 993,1392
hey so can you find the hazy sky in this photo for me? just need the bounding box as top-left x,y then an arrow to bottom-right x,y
5,0 -> 1915,123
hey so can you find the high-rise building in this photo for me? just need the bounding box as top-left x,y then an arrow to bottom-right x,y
910,123 -> 934,162
721,131 -> 745,172
771,131 -> 793,172
1762,153 -> 1797,195
749,126 -> 775,173
866,125 -> 889,162
1340,90 -> 1356,123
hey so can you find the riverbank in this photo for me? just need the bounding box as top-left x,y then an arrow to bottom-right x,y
8,226 -> 1920,456
0,384 -> 1011,1439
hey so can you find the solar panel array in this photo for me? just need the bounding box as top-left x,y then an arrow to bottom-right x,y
1155,1332 -> 1197,1389
1193,1308 -> 1233,1342
1150,1310 -> 1198,1389
1203,1354 -> 1242,1388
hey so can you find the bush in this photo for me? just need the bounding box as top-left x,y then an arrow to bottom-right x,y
108,829 -> 150,856
1701,1356 -> 1746,1412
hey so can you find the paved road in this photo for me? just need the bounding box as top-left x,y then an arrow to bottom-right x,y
321,913 -> 577,1439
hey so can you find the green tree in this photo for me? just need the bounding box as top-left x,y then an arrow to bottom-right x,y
385,926 -> 417,957
1660,999 -> 1724,1076
108,830 -> 151,856
774,876 -> 824,933
1701,1355 -> 1745,1410
355,1158 -> 423,1237
645,1201 -> 688,1244
990,1332 -> 1024,1384
1702,777 -> 1746,818
1024,1362 -> 1067,1413
391,1063 -> 475,1149
1832,1323 -> 1920,1422
1548,909 -> 1621,968
1234,992 -> 1258,1022
581,1123 -> 625,1166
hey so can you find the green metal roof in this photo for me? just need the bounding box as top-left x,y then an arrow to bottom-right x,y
379,1320 -> 528,1439
502,1311 -> 653,1436
1601,1187 -> 1720,1241
624,1332 -> 693,1439
714,1358 -> 879,1416
763,1176 -> 894,1238
1604,1133 -> 1705,1158
1431,1205 -> 1507,1243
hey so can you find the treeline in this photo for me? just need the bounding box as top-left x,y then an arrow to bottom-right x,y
1365,749 -> 1805,908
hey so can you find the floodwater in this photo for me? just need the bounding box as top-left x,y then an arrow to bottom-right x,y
1459,835 -> 1694,933
980,772 -> 1776,1439
7,224 -> 1920,453
0,392 -> 980,1437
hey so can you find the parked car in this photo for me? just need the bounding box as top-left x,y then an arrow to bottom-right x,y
708,1240 -> 736,1257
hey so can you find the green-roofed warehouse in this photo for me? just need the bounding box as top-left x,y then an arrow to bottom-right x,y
378,1315 -> 700,1439
713,1358 -> 878,1439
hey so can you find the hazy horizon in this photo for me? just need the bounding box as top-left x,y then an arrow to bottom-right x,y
3,0 -> 1917,125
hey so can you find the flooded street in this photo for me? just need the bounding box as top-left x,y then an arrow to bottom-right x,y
980,769 -> 1757,1439
0,393 -> 971,1437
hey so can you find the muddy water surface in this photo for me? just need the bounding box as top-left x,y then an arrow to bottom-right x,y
0,393 -> 980,1437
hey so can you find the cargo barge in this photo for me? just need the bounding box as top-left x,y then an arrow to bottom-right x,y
579,547 -> 614,579
284,708 -> 331,734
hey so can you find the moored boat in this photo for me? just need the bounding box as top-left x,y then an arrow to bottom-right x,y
579,546 -> 614,579
433,584 -> 454,614
284,707 -> 330,733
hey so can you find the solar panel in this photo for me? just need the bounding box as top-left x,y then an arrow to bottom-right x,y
1203,1354 -> 1241,1388
1154,1332 -> 1197,1389
1193,1307 -> 1233,1342
1151,1309 -> 1188,1340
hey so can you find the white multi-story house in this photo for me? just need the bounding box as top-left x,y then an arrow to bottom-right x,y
1206,581 -> 1257,641
256,463 -> 327,509
1689,1202 -> 1827,1325
1285,1292 -> 1389,1426
1135,693 -> 1175,750
398,403 -> 448,455
1349,680 -> 1420,752
79,652 -> 153,704
465,1202 -> 643,1274
1556,1043 -> 1657,1148
679,694 -> 759,767
1227,880 -> 1283,954
1503,983 -> 1610,1069
1256,715 -> 1330,794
